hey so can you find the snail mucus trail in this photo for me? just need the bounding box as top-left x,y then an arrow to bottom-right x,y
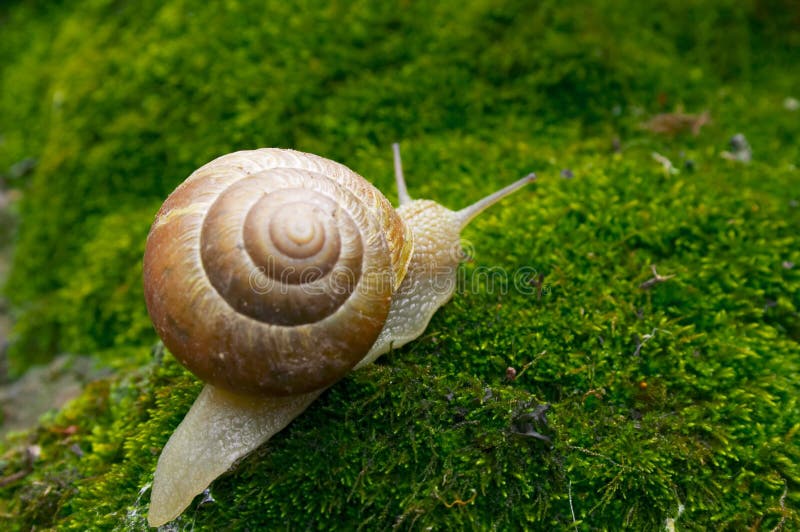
143,144 -> 535,526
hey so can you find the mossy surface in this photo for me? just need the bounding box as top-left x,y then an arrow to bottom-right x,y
0,0 -> 798,529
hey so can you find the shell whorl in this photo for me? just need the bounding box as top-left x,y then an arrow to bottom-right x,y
143,149 -> 413,396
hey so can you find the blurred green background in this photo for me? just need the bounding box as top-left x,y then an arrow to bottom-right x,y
0,0 -> 798,529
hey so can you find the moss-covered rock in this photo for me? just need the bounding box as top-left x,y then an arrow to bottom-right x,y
0,0 -> 798,529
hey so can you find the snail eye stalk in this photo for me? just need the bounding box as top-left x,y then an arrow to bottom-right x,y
456,173 -> 536,230
393,143 -> 412,206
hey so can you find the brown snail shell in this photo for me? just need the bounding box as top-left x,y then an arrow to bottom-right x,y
143,149 -> 413,396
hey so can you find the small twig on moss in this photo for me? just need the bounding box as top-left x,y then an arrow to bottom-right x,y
528,273 -> 548,300
346,467 -> 368,503
770,480 -> 788,532
434,488 -> 477,508
639,265 -> 676,290
642,110 -> 711,136
514,350 -> 547,381
582,388 -> 606,401
568,480 -> 578,530
0,468 -> 30,487
651,152 -> 678,176
565,444 -> 628,470
633,328 -> 663,357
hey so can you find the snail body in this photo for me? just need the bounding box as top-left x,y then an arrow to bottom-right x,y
145,146 -> 534,526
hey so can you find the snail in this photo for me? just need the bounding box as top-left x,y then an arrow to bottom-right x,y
143,145 -> 534,526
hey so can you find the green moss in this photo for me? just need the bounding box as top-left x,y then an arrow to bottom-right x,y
0,0 -> 798,529
8,206 -> 158,370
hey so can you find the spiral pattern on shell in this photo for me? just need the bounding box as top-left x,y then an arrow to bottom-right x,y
143,149 -> 413,396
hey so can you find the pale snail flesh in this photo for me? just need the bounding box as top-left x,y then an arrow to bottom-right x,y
143,145 -> 535,527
